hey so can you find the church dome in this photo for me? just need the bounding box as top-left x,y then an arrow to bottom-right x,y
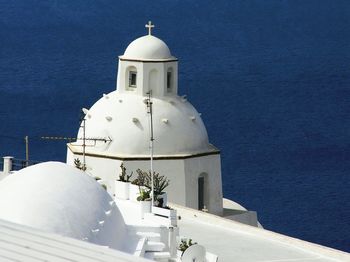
121,35 -> 174,61
0,162 -> 126,249
72,92 -> 216,158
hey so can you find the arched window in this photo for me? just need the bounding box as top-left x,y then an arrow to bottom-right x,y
166,68 -> 173,92
126,66 -> 137,89
198,173 -> 208,211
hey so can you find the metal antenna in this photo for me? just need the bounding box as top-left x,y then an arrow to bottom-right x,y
146,91 -> 155,207
41,109 -> 112,172
24,136 -> 29,167
82,117 -> 86,171
76,109 -> 87,171
41,136 -> 111,143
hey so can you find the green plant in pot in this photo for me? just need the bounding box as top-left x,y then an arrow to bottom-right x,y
135,169 -> 170,207
118,163 -> 133,182
153,173 -> 169,207
115,163 -> 132,200
137,188 -> 151,201
178,238 -> 197,256
135,169 -> 147,187
135,172 -> 152,218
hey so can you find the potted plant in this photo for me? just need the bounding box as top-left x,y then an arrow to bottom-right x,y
115,163 -> 132,200
152,172 -> 170,208
137,188 -> 152,219
133,169 -> 151,218
134,169 -> 150,191
129,178 -> 140,201
178,238 -> 197,257
141,170 -> 170,207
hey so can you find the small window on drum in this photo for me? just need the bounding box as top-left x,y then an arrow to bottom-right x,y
129,71 -> 137,88
167,71 -> 172,91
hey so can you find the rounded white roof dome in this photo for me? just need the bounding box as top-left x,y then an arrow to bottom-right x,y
0,162 -> 126,249
74,92 -> 215,158
121,35 -> 174,61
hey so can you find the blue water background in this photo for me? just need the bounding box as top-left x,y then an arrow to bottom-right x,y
0,0 -> 349,252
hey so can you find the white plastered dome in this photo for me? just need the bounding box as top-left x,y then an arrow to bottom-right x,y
74,92 -> 215,157
0,162 -> 126,249
121,35 -> 174,61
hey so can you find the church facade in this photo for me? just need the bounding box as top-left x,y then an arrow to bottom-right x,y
66,23 -> 223,215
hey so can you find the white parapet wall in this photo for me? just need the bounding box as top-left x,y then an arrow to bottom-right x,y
171,202 -> 350,262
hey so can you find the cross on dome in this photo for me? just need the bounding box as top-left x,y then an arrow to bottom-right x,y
145,21 -> 155,35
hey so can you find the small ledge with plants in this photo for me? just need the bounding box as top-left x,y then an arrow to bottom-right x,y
114,164 -> 177,222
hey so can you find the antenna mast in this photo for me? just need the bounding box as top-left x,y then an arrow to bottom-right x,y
82,117 -> 86,171
146,91 -> 155,207
24,135 -> 29,167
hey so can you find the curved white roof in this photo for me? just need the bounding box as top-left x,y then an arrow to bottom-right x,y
121,35 -> 174,61
0,162 -> 126,249
72,92 -> 215,158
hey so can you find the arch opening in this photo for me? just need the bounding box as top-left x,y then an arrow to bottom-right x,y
198,173 -> 208,211
125,66 -> 137,90
166,67 -> 173,92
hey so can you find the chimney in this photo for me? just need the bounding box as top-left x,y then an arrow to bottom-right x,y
3,156 -> 13,174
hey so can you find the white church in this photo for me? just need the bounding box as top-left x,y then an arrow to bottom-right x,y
66,21 -> 223,215
0,22 -> 348,262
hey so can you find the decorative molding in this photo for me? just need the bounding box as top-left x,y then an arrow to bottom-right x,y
119,57 -> 178,63
67,144 -> 220,161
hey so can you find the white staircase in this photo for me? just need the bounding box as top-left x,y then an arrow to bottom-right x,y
144,251 -> 172,261
136,231 -> 161,242
146,241 -> 166,252
123,204 -> 179,261
132,227 -> 172,261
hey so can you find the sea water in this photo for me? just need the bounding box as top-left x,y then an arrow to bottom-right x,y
0,0 -> 349,252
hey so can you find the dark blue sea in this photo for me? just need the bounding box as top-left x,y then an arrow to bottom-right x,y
0,0 -> 349,253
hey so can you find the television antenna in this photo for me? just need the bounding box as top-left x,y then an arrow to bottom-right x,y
24,135 -> 29,166
146,90 -> 155,207
41,109 -> 112,171
40,136 -> 112,143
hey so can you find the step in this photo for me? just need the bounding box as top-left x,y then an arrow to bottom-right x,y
144,251 -> 172,261
152,251 -> 171,259
145,241 -> 166,252
127,224 -> 164,234
133,237 -> 147,257
136,231 -> 161,242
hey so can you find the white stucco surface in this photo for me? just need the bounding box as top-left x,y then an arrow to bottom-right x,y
0,162 -> 127,250
0,218 -> 149,262
173,204 -> 350,262
72,92 -> 213,157
121,35 -> 174,61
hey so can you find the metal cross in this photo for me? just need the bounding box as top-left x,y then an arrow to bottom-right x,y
145,21 -> 155,35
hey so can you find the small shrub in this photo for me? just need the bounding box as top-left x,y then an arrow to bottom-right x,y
74,158 -> 86,171
178,238 -> 197,255
135,169 -> 170,200
118,163 -> 132,182
137,188 -> 151,201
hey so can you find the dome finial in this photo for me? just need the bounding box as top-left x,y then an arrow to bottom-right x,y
145,21 -> 155,35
